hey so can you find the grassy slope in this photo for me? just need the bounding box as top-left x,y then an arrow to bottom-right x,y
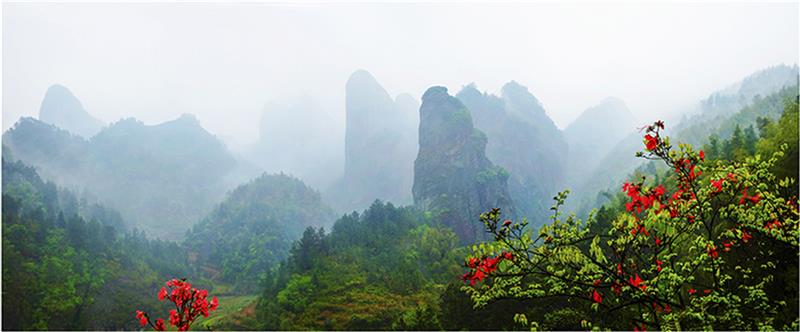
195,295 -> 260,331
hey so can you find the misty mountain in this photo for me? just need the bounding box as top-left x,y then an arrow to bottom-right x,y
325,70 -> 419,214
38,84 -> 104,138
675,64 -> 799,145
564,97 -> 637,188
413,86 -> 514,243
186,172 -> 335,292
456,82 -> 566,224
568,65 -> 799,214
3,114 -> 239,238
252,96 -> 343,190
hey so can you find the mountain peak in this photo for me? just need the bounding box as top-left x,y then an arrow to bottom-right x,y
38,84 -> 103,138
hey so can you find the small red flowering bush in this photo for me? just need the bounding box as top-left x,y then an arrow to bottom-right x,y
461,121 -> 799,330
135,278 -> 219,331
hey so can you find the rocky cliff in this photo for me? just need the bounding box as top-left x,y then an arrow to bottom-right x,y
413,86 -> 513,243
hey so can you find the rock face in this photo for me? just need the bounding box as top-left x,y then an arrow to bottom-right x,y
456,82 -> 566,225
3,114 -> 238,238
325,70 -> 418,214
564,97 -> 637,188
38,84 -> 104,138
413,86 -> 513,243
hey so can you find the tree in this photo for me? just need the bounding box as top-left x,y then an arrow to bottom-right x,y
461,121 -> 799,330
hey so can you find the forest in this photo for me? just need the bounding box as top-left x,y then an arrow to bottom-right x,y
2,63 -> 798,331
2,3 -> 799,331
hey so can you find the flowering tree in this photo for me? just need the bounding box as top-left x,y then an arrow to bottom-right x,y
135,279 -> 219,331
461,121 -> 799,330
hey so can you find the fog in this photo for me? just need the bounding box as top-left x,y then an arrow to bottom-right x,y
3,1 -> 798,148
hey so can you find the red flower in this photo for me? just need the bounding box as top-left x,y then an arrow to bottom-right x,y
723,241 -> 732,252
699,150 -> 705,161
502,220 -> 512,226
138,278 -> 217,332
765,220 -> 782,230
656,259 -> 663,273
169,309 -> 180,326
710,178 -> 724,193
210,297 -> 219,311
629,274 -> 646,291
704,289 -> 711,294
617,263 -> 623,275
158,287 -> 168,301
654,236 -> 662,246
644,134 -> 658,151
707,245 -> 719,259
503,251 -> 513,260
654,185 -> 665,198
592,289 -> 603,304
741,230 -> 752,243
136,310 -> 148,327
740,188 -> 760,205
688,288 -> 696,295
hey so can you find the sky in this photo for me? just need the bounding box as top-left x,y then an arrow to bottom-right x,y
3,1 -> 798,147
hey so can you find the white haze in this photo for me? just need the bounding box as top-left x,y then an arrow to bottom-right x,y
3,1 -> 798,149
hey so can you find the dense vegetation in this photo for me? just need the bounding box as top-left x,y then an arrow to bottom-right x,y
2,159 -> 193,330
460,98 -> 799,330
2,65 -> 797,331
186,173 -> 336,292
256,201 -> 463,330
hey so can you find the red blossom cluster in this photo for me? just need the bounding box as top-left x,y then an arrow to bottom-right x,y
629,273 -> 647,292
135,278 -> 218,331
765,219 -> 782,230
461,251 -> 514,285
739,187 -> 761,205
622,183 -> 666,214
707,244 -> 719,259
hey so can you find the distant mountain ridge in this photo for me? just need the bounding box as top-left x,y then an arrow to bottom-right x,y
3,113 -> 239,238
564,96 -> 638,189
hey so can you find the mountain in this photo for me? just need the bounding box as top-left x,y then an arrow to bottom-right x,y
252,96 -> 342,190
570,65 -> 799,214
325,70 -> 419,214
186,173 -> 335,292
456,82 -> 566,224
38,84 -> 104,138
3,114 -> 238,238
564,97 -> 637,188
413,86 -> 514,243
675,64 -> 799,145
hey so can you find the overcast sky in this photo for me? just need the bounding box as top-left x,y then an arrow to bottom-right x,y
3,1 -> 798,146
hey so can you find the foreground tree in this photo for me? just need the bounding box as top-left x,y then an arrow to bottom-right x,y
461,121 -> 799,330
135,279 -> 218,331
